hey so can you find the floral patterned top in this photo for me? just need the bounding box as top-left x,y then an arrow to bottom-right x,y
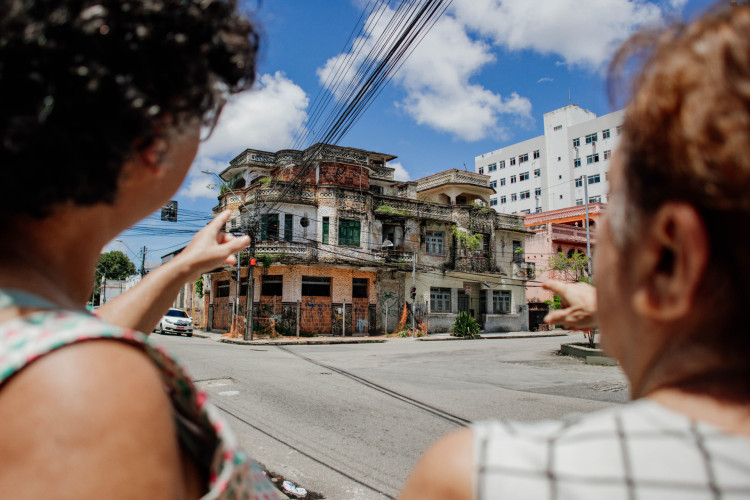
0,290 -> 284,500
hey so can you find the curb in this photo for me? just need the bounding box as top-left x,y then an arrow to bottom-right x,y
219,338 -> 386,346
418,332 -> 569,341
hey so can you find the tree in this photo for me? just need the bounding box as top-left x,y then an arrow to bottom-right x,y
546,251 -> 591,284
93,251 -> 136,304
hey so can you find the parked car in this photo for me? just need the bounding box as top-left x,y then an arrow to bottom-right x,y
156,308 -> 193,337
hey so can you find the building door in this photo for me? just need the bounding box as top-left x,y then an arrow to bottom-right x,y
458,292 -> 469,313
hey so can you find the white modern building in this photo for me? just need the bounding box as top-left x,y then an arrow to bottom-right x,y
475,105 -> 624,214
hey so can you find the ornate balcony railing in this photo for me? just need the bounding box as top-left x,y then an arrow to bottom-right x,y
255,241 -> 318,262
416,169 -> 490,191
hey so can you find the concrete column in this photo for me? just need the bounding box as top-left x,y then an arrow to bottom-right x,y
451,288 -> 459,314
486,289 -> 494,314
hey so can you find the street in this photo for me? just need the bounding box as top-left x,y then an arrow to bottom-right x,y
152,334 -> 628,500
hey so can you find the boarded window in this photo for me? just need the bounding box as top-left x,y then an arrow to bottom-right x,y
216,280 -> 230,298
338,219 -> 360,246
302,276 -> 330,297
261,275 -> 282,296
352,278 -> 368,298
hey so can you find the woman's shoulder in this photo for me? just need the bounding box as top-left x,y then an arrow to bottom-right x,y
0,321 -> 185,498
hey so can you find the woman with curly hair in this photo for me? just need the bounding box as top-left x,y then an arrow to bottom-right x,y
0,1 -> 283,497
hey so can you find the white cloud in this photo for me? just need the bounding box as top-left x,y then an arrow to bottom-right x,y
179,72 -> 310,200
450,0 -> 665,71
198,71 -> 309,157
318,7 -> 532,142
390,162 -> 411,181
537,77 -> 554,83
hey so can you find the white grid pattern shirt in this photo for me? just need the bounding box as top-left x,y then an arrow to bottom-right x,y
473,400 -> 750,500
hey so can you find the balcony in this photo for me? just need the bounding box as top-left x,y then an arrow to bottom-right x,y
455,256 -> 494,273
416,169 -> 490,191
549,224 -> 593,244
255,241 -> 318,262
511,261 -> 535,280
370,249 -> 415,265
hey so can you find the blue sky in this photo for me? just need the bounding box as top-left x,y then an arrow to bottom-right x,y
109,0 -> 717,264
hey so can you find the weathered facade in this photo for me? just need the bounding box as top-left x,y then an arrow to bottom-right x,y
198,144 -> 534,336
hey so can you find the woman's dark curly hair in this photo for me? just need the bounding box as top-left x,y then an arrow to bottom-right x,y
0,0 -> 258,217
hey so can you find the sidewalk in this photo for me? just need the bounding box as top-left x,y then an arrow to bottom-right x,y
192,329 -> 569,345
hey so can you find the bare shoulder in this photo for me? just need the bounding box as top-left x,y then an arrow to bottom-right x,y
0,340 -> 185,499
399,426 -> 474,500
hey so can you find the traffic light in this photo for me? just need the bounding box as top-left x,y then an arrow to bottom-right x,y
410,286 -> 416,299
249,258 -> 257,267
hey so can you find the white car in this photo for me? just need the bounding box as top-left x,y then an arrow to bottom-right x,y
156,308 -> 193,337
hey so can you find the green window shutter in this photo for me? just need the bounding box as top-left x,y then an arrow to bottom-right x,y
284,214 -> 293,242
322,217 -> 329,244
338,219 -> 360,246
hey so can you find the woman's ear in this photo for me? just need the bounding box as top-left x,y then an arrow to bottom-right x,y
137,138 -> 170,175
632,203 -> 709,323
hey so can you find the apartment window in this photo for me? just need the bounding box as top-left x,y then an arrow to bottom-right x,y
554,125 -> 562,131
512,240 -> 522,262
499,160 -> 506,169
519,172 -> 529,181
510,175 -> 517,184
430,288 -> 452,313
284,214 -> 293,242
534,169 -> 540,177
574,158 -> 581,167
588,174 -> 601,184
489,180 -> 497,189
511,193 -> 517,202
572,138 -> 580,148
260,214 -> 279,241
605,171 -> 609,181
520,191 -> 530,200
510,157 -> 516,166
302,276 -> 330,296
535,187 -> 541,196
216,280 -> 230,298
491,199 -> 498,206
500,196 -> 507,204
488,163 -> 497,172
338,219 -> 360,246
518,153 -> 529,163
261,275 -> 283,296
533,150 -> 540,159
602,129 -> 611,139
352,278 -> 368,298
500,178 -> 506,186
322,216 -> 329,244
589,195 -> 602,203
478,167 -> 484,175
576,199 -> 583,206
493,291 -> 511,314
585,133 -> 598,144
586,154 -> 599,164
575,177 -> 583,187
425,231 -> 444,255
604,149 -> 612,160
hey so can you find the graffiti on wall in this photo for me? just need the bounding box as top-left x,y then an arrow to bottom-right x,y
380,291 -> 399,332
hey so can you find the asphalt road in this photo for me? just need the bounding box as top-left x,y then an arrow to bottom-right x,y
151,334 -> 628,500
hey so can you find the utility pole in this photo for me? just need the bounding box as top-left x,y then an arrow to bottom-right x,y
583,175 -> 593,279
235,251 -> 241,332
244,220 -> 256,341
141,246 -> 146,278
411,252 -> 416,338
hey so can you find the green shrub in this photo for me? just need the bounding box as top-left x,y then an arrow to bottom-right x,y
451,311 -> 480,339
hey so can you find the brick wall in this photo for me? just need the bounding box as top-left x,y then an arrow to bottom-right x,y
301,295 -> 331,335
274,165 -> 315,184
319,162 -> 369,189
352,297 -> 369,335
